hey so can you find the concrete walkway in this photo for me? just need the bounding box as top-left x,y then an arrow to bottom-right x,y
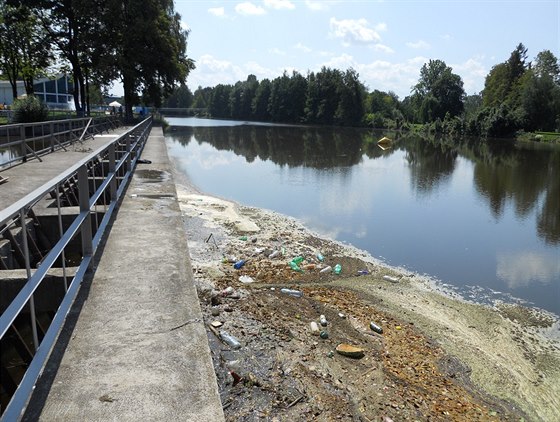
17,127 -> 224,421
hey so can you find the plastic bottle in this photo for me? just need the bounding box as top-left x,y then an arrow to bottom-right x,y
239,236 -> 248,241
316,253 -> 324,262
233,259 -> 246,269
357,269 -> 369,275
334,264 -> 342,275
219,330 -> 241,349
292,256 -> 304,265
319,314 -> 328,327
280,288 -> 303,297
370,321 -> 383,334
289,261 -> 303,272
383,275 -> 399,283
268,250 -> 280,259
319,265 -> 332,273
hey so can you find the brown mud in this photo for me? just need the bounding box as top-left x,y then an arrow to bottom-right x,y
177,186 -> 560,422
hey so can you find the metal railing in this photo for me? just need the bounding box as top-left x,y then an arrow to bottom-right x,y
0,116 -> 152,420
0,116 -> 122,169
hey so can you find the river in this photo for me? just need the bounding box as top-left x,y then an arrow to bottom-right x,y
163,117 -> 560,317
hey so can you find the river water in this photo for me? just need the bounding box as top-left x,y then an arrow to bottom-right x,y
164,117 -> 560,317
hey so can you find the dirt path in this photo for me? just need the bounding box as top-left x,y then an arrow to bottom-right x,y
176,184 -> 560,422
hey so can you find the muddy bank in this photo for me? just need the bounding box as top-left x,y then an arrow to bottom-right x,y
176,184 -> 560,421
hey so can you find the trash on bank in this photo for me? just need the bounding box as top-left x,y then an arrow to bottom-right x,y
289,261 -> 303,272
334,264 -> 342,274
233,259 -> 247,269
310,321 -> 320,334
219,330 -> 242,349
335,343 -> 365,358
320,315 -> 328,327
370,321 -> 383,334
357,269 -> 369,275
268,250 -> 280,259
316,252 -> 324,262
220,286 -> 235,297
280,288 -> 303,297
338,312 -> 346,319
320,331 -> 329,339
383,275 -> 399,283
211,320 -> 223,328
319,265 -> 332,273
238,275 -> 255,284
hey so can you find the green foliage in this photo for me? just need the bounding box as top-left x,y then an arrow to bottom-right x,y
413,59 -> 465,123
163,85 -> 193,108
11,95 -> 48,123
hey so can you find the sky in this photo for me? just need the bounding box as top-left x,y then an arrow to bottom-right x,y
162,0 -> 559,100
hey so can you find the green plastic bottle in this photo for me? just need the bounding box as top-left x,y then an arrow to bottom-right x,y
334,264 -> 342,274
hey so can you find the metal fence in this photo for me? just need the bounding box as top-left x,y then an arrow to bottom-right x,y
0,116 -> 122,169
0,117 -> 152,420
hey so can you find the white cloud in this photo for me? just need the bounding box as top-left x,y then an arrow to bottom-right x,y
188,54 -> 247,88
373,44 -> 394,54
269,47 -> 287,56
452,56 -> 487,95
294,42 -> 312,53
264,0 -> 295,10
235,2 -> 266,16
305,0 -> 337,11
497,251 -> 560,289
406,40 -> 431,50
208,7 -> 225,17
329,18 -> 382,46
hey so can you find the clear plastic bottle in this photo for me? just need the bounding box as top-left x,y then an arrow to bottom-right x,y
334,264 -> 342,274
319,265 -> 332,273
219,330 -> 242,349
280,288 -> 303,297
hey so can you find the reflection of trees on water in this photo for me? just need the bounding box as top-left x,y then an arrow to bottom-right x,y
166,125 -> 560,245
401,134 -> 458,195
470,141 -> 560,244
170,125 -> 365,168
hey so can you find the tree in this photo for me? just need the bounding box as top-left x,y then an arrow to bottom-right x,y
0,3 -> 52,99
533,50 -> 560,84
209,84 -> 232,118
412,59 -> 465,123
192,86 -> 212,109
252,78 -> 271,121
483,43 -> 529,109
335,68 -> 365,126
115,0 -> 194,118
163,84 -> 193,108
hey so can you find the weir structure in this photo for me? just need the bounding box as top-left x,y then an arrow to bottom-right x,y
0,118 -> 152,419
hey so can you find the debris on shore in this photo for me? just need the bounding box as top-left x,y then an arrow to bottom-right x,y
178,187 -> 560,422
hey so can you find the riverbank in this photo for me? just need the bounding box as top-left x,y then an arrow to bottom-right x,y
173,172 -> 559,421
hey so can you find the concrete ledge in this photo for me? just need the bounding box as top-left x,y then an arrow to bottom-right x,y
24,127 -> 224,421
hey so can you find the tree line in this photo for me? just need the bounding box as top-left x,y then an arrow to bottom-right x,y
0,0 -> 193,119
176,43 -> 559,138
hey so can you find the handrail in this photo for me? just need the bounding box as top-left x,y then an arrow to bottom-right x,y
0,116 -> 122,169
0,116 -> 153,421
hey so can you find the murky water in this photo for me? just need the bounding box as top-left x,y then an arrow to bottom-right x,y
164,117 -> 560,316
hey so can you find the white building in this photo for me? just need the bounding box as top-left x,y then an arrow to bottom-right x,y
0,74 -> 74,109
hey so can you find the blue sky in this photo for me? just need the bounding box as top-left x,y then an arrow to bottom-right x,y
165,1 -> 558,100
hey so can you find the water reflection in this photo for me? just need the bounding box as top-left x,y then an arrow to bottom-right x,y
166,119 -> 560,315
169,124 -> 560,247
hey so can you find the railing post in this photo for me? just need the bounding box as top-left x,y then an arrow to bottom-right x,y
20,124 -> 27,162
126,136 -> 132,173
50,121 -> 55,152
20,209 -> 39,351
78,166 -> 93,266
109,143 -> 117,201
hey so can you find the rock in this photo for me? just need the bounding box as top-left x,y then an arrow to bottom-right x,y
335,343 -> 365,359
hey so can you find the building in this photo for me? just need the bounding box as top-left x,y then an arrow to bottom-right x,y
0,74 -> 74,109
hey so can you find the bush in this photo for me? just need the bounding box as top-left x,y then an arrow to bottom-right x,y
11,95 -> 49,123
